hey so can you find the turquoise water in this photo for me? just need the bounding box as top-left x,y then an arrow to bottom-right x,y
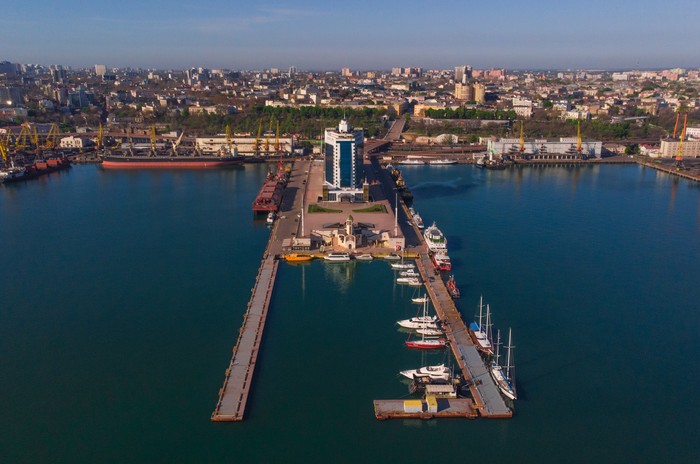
1,164 -> 699,463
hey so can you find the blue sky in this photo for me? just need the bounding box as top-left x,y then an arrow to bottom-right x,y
1,0 -> 699,70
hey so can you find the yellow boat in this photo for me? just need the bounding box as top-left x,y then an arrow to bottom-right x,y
283,253 -> 314,262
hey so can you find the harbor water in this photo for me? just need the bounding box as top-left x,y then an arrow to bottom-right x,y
1,163 -> 699,463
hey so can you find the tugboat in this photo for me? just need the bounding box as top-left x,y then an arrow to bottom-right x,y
446,275 -> 460,299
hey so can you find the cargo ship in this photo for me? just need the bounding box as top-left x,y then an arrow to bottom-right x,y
101,153 -> 244,169
252,160 -> 289,214
2,155 -> 70,184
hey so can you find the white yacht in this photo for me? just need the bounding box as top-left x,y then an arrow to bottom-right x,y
490,328 -> 517,400
323,252 -> 351,262
399,364 -> 451,381
424,222 -> 448,252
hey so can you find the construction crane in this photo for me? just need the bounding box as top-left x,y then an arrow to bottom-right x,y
676,112 -> 688,170
253,119 -> 262,157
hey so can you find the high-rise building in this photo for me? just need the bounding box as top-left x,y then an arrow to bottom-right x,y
454,65 -> 472,83
341,67 -> 352,77
474,82 -> 486,104
454,83 -> 474,101
94,64 -> 106,77
324,119 -> 365,200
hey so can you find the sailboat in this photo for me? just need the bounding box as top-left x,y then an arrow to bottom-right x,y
469,297 -> 493,355
490,328 -> 517,400
390,254 -> 414,270
405,331 -> 446,350
397,299 -> 439,329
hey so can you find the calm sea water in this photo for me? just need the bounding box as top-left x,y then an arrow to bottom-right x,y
1,163 -> 698,463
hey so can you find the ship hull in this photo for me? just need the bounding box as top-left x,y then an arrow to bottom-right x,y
101,156 -> 243,169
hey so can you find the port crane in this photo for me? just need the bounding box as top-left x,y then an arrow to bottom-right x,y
171,131 -> 185,156
253,119 -> 262,157
149,126 -> 157,156
576,120 -> 583,159
44,123 -> 59,150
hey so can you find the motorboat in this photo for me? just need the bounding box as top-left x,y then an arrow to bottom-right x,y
399,269 -> 419,277
354,253 -> 374,261
324,252 -> 351,262
283,253 -> 313,262
399,364 -> 451,381
432,252 -> 452,272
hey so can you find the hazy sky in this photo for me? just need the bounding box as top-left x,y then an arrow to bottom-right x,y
2,0 -> 699,70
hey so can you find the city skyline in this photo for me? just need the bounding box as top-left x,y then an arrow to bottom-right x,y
2,0 -> 700,70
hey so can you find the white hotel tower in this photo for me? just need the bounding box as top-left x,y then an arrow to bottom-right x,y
323,119 -> 367,202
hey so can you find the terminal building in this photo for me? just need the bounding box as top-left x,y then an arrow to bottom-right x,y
487,137 -> 603,159
323,119 -> 368,202
659,139 -> 700,158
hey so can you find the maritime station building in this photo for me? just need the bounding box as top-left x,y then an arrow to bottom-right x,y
488,137 -> 603,159
323,119 -> 369,202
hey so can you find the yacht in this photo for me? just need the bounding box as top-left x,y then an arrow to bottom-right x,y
354,253 -> 373,261
413,212 -> 425,229
399,364 -> 451,382
399,269 -> 419,277
424,222 -> 448,252
468,297 -> 493,354
324,252 -> 351,262
490,329 -> 517,400
428,159 -> 457,165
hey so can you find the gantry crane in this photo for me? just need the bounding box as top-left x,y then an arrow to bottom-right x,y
45,123 -> 60,150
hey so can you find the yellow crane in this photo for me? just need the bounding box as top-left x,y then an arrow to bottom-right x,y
253,119 -> 262,157
676,113 -> 688,170
576,119 -> 583,157
45,123 -> 60,150
16,123 -> 32,151
149,126 -> 157,155
264,119 -> 272,156
519,120 -> 525,156
225,124 -> 237,155
96,123 -> 104,151
274,119 -> 281,155
0,139 -> 8,166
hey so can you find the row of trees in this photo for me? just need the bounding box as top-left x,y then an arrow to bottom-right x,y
424,107 -> 516,120
149,105 -> 390,138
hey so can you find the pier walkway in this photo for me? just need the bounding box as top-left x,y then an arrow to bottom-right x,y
211,253 -> 278,421
414,256 -> 512,418
212,160 -> 309,421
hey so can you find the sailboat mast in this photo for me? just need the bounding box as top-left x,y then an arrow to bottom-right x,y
478,296 -> 483,329
505,328 -> 513,379
486,304 -> 492,343
494,329 -> 501,365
